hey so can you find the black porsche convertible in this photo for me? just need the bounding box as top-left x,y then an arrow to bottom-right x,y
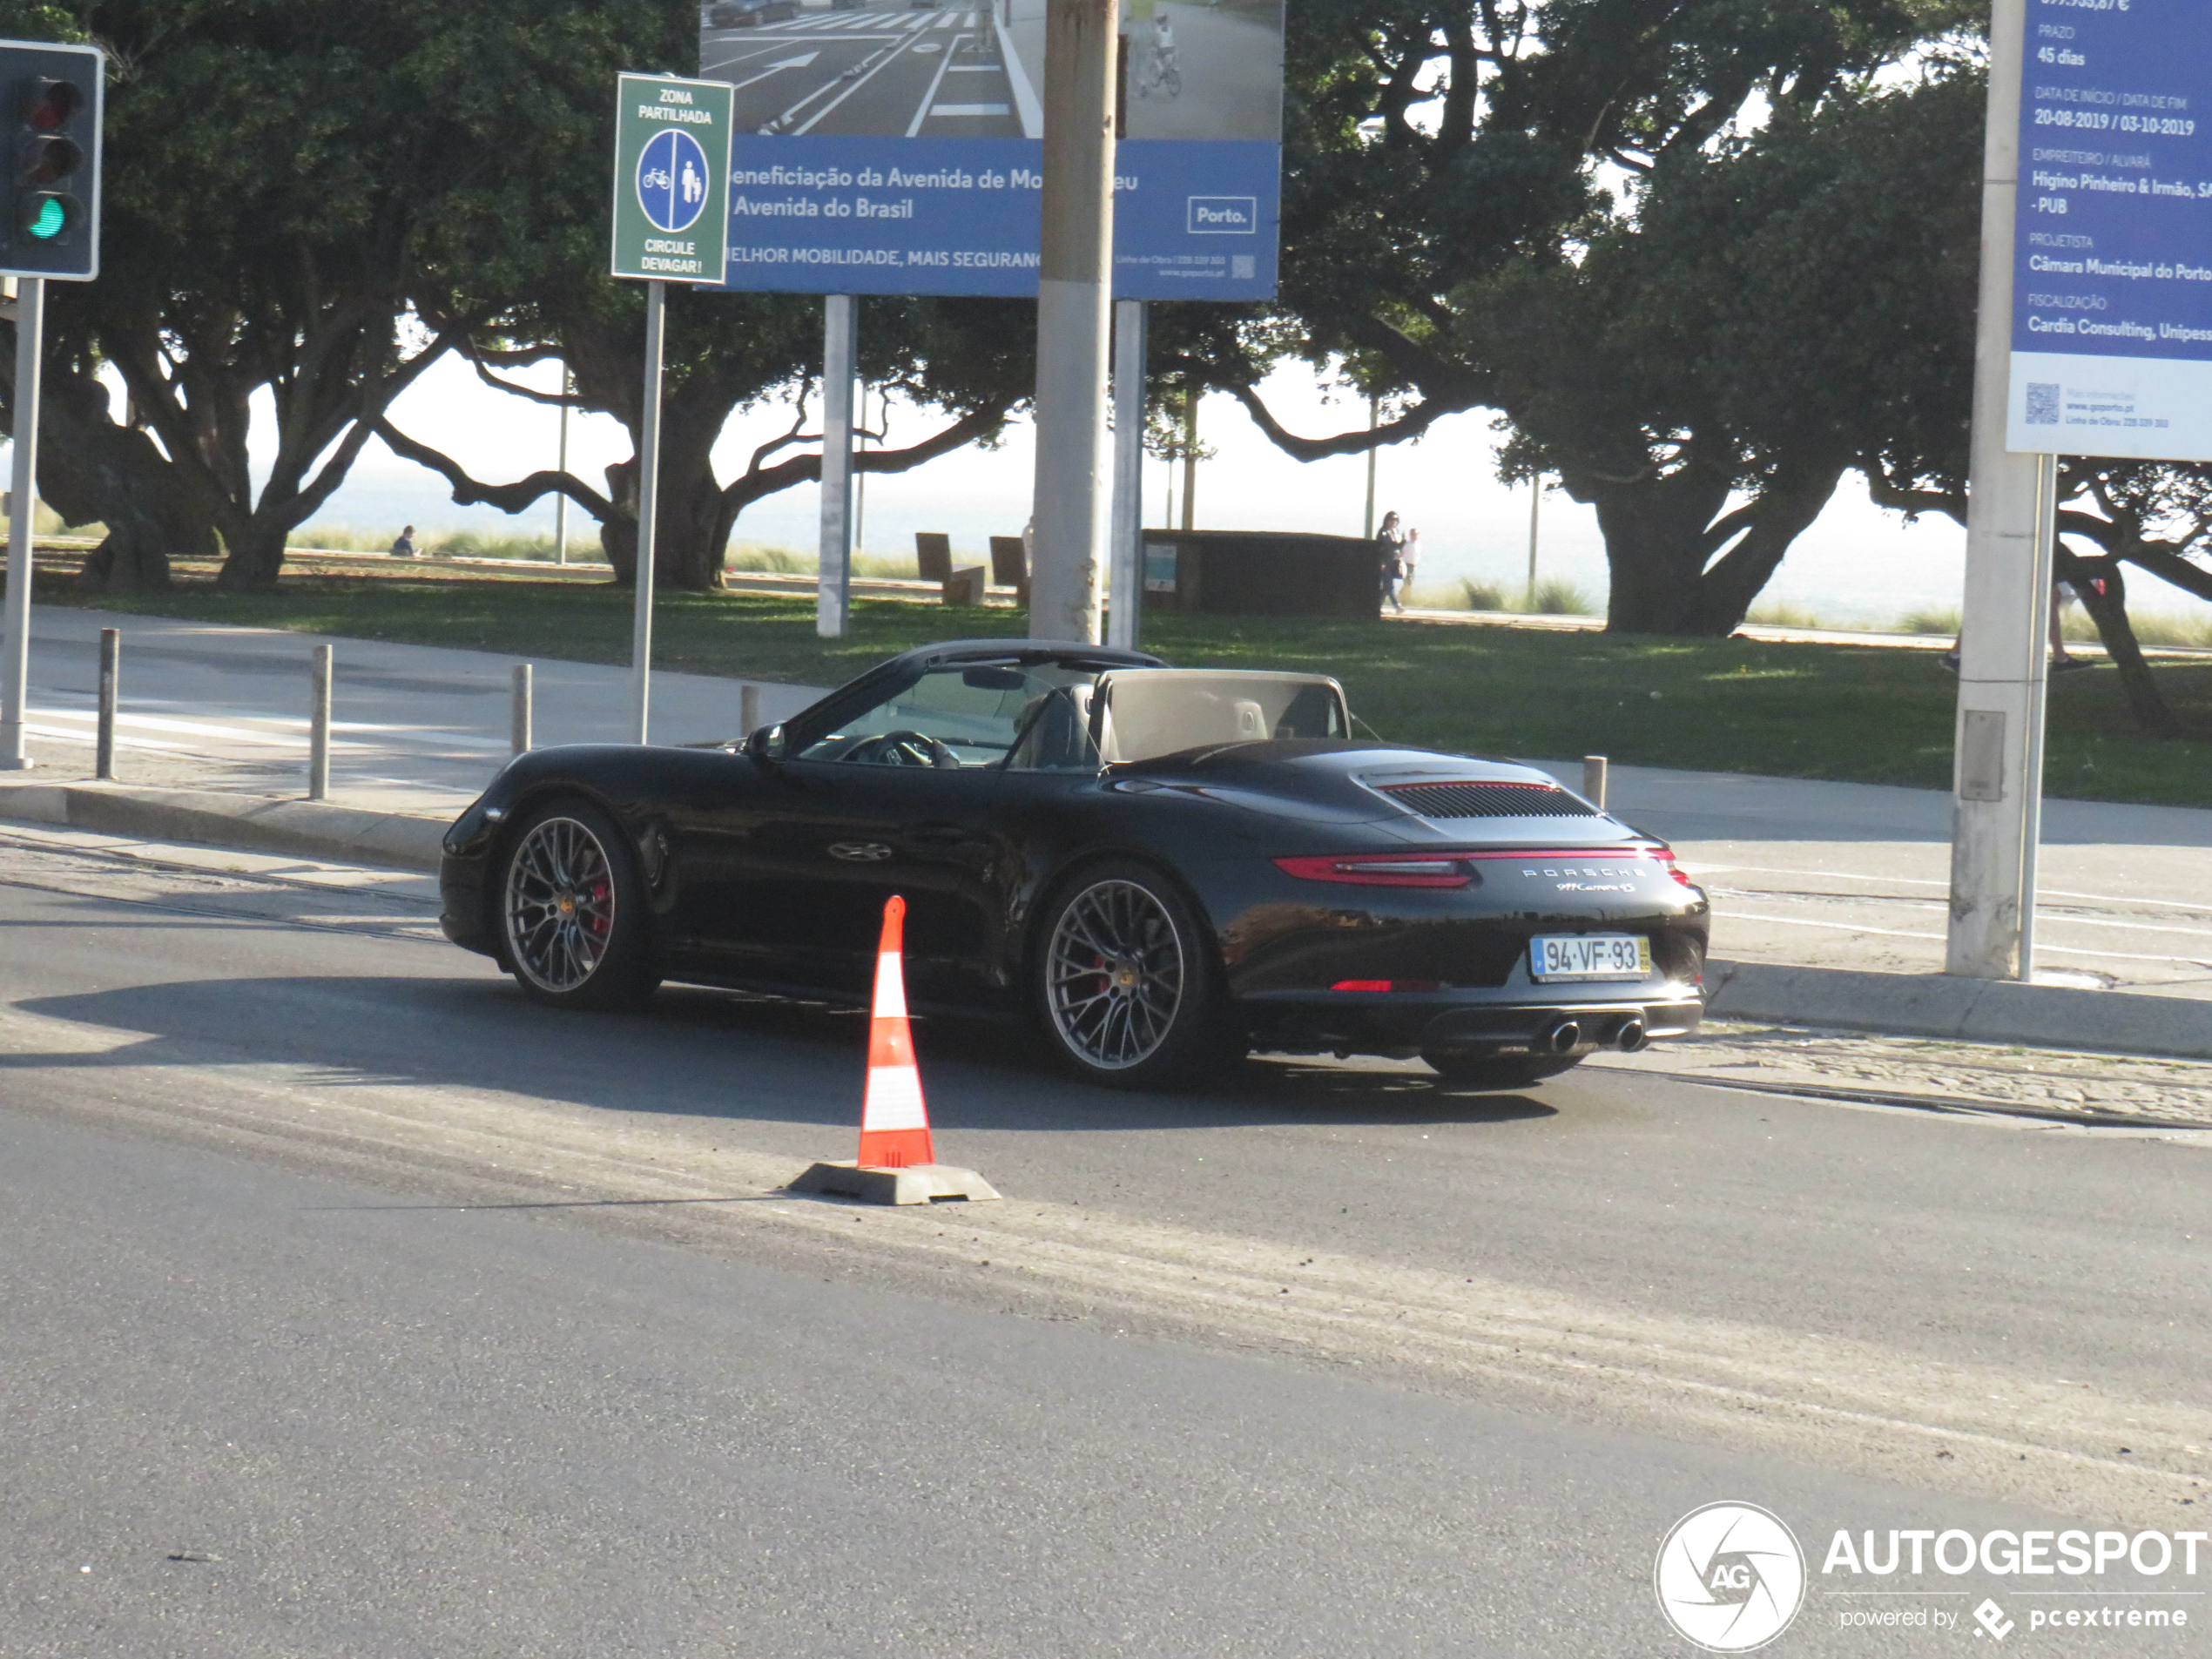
438,638 -> 1708,1089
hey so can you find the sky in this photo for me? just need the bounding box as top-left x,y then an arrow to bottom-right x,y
293,347 -> 2204,629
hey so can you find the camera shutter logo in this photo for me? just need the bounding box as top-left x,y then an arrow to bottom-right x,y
1654,1502 -> 1806,1652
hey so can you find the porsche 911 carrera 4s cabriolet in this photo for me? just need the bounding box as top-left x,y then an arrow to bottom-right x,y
438,639 -> 1708,1089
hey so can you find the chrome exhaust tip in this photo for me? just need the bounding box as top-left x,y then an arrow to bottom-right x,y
1615,1018 -> 1649,1054
1545,1019 -> 1581,1055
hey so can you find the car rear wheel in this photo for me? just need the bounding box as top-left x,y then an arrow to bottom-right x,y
1423,1052 -> 1583,1090
498,800 -> 657,1011
1035,860 -> 1235,1089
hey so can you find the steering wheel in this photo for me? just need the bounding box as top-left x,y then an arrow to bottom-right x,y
846,729 -> 960,768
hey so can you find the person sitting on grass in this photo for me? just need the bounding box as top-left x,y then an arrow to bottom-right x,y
390,525 -> 417,559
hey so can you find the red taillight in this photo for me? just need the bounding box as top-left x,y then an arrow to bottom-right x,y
1331,979 -> 1442,993
1273,853 -> 1471,887
1652,845 -> 1700,889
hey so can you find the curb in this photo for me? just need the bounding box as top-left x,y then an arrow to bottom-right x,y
1705,958 -> 2212,1063
0,781 -> 446,872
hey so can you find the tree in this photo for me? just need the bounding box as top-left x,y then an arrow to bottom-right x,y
1181,0 -> 1975,632
2,0 -> 678,592
383,287 -> 1035,592
1468,69 -> 1985,632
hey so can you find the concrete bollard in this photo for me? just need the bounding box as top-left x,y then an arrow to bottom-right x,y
740,682 -> 759,737
95,627 -> 118,781
308,644 -> 332,801
1582,754 -> 1608,811
511,663 -> 533,755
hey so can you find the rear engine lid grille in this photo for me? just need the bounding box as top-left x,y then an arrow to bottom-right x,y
1379,780 -> 1600,819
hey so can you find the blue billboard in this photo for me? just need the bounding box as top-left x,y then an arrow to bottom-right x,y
2008,0 -> 2212,460
696,0 -> 1283,301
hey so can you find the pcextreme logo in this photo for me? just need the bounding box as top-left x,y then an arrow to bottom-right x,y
1656,1502 -> 1809,1652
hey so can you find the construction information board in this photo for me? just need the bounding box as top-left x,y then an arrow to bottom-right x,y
2008,0 -> 2212,459
695,1 -> 1283,301
611,72 -> 735,283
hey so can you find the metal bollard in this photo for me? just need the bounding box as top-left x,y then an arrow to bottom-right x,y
1581,754 -> 1608,811
740,682 -> 759,737
511,662 -> 533,755
308,644 -> 332,801
95,627 -> 118,781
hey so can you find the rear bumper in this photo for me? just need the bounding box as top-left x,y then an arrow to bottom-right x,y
1237,981 -> 1703,1058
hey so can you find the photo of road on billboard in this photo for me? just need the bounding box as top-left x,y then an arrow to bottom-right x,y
699,0 -> 1282,144
1116,0 -> 1285,143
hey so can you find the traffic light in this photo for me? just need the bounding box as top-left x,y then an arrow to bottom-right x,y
0,39 -> 100,280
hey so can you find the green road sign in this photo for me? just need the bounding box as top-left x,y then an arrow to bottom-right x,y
610,72 -> 732,284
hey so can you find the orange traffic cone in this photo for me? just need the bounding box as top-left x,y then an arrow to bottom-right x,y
856,894 -> 934,1169
785,895 -> 999,1205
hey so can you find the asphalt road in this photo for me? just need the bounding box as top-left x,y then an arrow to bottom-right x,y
707,9 -> 1026,138
2,827 -> 2209,1653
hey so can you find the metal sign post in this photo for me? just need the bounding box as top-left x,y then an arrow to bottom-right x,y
1105,298 -> 1146,651
1,274 -> 42,771
609,71 -> 733,743
817,294 -> 855,639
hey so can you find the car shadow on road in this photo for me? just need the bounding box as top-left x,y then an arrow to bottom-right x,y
5,974 -> 1565,1134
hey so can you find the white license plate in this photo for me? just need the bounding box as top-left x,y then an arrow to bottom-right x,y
1529,934 -> 1651,981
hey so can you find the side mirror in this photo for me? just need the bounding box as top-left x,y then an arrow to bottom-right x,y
745,723 -> 788,762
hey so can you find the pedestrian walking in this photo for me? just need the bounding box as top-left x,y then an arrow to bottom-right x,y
1939,576 -> 2091,674
1373,511 -> 1407,610
1395,527 -> 1421,611
390,524 -> 417,559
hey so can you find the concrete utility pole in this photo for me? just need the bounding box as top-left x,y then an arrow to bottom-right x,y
1028,0 -> 1116,644
1946,0 -> 2047,981
1179,391 -> 1197,531
1363,395 -> 1379,540
819,293 -> 857,639
1525,473 -> 1541,606
554,368 -> 570,567
1106,299 -> 1146,651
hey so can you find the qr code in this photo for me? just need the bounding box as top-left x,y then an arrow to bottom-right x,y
1231,254 -> 1256,280
2027,381 -> 2060,425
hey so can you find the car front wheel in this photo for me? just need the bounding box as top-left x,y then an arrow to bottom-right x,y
498,800 -> 657,1011
1035,860 -> 1235,1089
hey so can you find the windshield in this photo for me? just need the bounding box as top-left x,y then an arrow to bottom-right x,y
1090,670 -> 1348,764
794,660 -> 1099,767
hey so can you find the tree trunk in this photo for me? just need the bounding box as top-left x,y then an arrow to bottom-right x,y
214,523 -> 292,591
597,421 -> 737,593
35,370 -> 212,595
2060,550 -> 2177,738
1575,455 -> 1845,636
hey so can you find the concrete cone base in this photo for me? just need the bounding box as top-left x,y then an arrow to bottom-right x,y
786,1161 -> 1001,1205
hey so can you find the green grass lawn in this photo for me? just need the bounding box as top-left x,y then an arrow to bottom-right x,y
37,562 -> 2212,808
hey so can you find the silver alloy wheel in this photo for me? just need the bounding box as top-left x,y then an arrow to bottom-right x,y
1047,877 -> 1186,1070
503,815 -> 617,994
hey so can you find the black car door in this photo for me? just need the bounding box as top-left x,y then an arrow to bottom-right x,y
734,759 -> 1007,1002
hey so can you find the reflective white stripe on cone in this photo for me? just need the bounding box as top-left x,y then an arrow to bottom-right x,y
857,894 -> 935,1169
